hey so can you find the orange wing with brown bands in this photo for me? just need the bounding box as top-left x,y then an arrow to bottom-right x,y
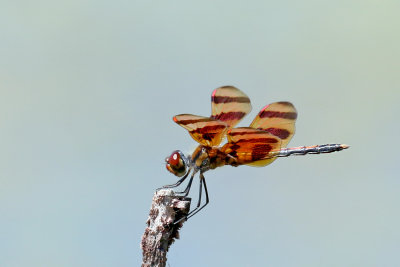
250,101 -> 297,149
211,86 -> 252,130
173,114 -> 229,147
222,127 -> 281,167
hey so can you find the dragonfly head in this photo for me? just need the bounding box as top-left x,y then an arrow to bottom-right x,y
165,150 -> 188,177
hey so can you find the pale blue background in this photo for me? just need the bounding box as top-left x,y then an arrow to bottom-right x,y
1,0 -> 399,266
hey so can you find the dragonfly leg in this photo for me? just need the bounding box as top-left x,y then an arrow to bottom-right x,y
187,172 -> 209,219
176,171 -> 196,196
158,170 -> 190,190
174,172 -> 210,224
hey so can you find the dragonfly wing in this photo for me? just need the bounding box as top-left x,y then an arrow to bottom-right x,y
222,127 -> 282,167
174,114 -> 229,147
211,86 -> 252,129
250,101 -> 297,148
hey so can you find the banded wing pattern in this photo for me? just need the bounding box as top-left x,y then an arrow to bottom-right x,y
250,101 -> 297,147
174,86 -> 251,147
173,114 -> 229,147
248,102 -> 297,166
222,127 -> 281,165
211,86 -> 252,129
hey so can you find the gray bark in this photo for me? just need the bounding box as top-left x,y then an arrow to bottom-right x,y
141,189 -> 191,267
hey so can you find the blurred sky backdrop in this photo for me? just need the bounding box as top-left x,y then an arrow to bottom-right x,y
1,0 -> 399,266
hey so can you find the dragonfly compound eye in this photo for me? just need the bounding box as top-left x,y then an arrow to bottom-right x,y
165,150 -> 187,177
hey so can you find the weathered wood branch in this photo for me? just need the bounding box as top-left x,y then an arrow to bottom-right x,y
141,189 -> 191,267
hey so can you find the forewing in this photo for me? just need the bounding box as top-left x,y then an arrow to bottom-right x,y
211,86 -> 252,129
222,127 -> 281,167
173,114 -> 229,147
250,101 -> 297,148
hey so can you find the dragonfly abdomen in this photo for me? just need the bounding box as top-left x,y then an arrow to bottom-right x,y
278,144 -> 349,157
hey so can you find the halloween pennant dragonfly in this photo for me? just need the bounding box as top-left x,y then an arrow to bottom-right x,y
163,86 -> 348,220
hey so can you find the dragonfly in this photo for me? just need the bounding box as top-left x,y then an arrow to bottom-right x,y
163,86 -> 348,220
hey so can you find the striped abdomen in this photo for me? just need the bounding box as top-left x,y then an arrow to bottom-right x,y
278,144 -> 349,157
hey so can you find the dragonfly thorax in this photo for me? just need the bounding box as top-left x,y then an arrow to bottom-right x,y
190,145 -> 228,172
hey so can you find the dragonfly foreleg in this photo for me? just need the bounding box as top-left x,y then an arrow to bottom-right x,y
176,171 -> 196,196
159,170 -> 191,190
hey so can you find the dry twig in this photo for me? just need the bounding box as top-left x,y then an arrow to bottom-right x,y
141,189 -> 191,267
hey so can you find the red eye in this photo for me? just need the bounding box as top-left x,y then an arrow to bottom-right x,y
168,151 -> 180,166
